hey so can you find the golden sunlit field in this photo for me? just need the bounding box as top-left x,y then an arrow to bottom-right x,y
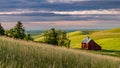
33,28 -> 120,57
0,36 -> 120,68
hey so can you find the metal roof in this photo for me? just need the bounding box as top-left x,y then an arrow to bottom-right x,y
82,36 -> 91,43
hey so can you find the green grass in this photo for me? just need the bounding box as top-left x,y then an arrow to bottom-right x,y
34,36 -> 44,42
33,28 -> 120,50
68,31 -> 83,37
68,28 -> 120,58
32,28 -> 120,58
32,33 -> 44,42
93,28 -> 120,34
96,38 -> 120,50
69,28 -> 120,48
0,36 -> 120,68
32,33 -> 44,39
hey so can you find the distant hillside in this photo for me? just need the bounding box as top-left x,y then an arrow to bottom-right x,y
92,28 -> 120,35
0,36 -> 120,68
68,31 -> 83,38
102,28 -> 120,33
32,33 -> 44,42
69,28 -> 120,49
31,28 -> 120,57
33,28 -> 120,50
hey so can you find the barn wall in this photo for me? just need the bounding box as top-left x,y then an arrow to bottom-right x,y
88,40 -> 101,50
81,43 -> 88,49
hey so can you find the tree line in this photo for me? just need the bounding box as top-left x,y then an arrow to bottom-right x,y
0,21 -> 70,48
44,28 -> 70,48
0,21 -> 32,40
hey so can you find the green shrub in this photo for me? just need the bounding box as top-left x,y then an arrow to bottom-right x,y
5,21 -> 32,40
43,28 -> 70,48
0,23 -> 5,36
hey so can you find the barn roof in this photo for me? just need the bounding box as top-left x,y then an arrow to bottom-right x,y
82,36 -> 91,43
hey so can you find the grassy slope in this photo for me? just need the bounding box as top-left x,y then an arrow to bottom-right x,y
0,36 -> 120,68
33,28 -> 120,50
69,28 -> 120,49
34,28 -> 120,57
69,28 -> 120,57
32,33 -> 44,42
68,31 -> 83,37
33,28 -> 120,57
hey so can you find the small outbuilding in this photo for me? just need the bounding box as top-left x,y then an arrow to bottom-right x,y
81,36 -> 101,50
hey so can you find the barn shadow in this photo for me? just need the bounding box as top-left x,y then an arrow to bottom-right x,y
73,48 -> 120,54
101,49 -> 120,53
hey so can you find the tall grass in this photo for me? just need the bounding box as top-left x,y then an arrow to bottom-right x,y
0,36 -> 120,68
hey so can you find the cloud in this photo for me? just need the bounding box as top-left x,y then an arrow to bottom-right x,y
0,1 -> 120,11
0,9 -> 120,22
0,9 -> 120,15
52,9 -> 120,15
0,1 -> 120,30
47,0 -> 120,3
2,20 -> 120,30
0,9 -> 49,15
47,0 -> 87,3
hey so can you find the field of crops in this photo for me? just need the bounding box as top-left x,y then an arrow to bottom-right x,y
33,28 -> 120,57
33,28 -> 120,50
69,28 -> 120,50
0,36 -> 120,68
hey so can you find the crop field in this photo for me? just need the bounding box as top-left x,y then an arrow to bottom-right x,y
33,28 -> 120,57
0,36 -> 120,68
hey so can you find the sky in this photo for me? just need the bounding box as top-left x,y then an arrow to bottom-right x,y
0,0 -> 120,30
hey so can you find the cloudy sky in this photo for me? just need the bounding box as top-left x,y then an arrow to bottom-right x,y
0,0 -> 120,30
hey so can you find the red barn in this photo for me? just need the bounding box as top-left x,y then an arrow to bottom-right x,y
81,36 -> 101,50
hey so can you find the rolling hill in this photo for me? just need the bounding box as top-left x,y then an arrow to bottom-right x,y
0,36 -> 120,68
68,28 -> 120,49
33,28 -> 120,50
33,28 -> 120,57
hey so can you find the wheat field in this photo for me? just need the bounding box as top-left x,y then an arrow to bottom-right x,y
0,36 -> 120,68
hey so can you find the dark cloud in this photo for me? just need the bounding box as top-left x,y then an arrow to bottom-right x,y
0,1 -> 120,11
0,14 -> 120,22
0,0 -> 120,29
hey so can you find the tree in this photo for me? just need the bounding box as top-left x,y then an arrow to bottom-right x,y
5,21 -> 32,40
0,23 -> 5,35
13,21 -> 25,39
24,33 -> 33,41
44,28 -> 71,48
44,28 -> 58,45
57,31 -> 70,48
5,29 -> 14,37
